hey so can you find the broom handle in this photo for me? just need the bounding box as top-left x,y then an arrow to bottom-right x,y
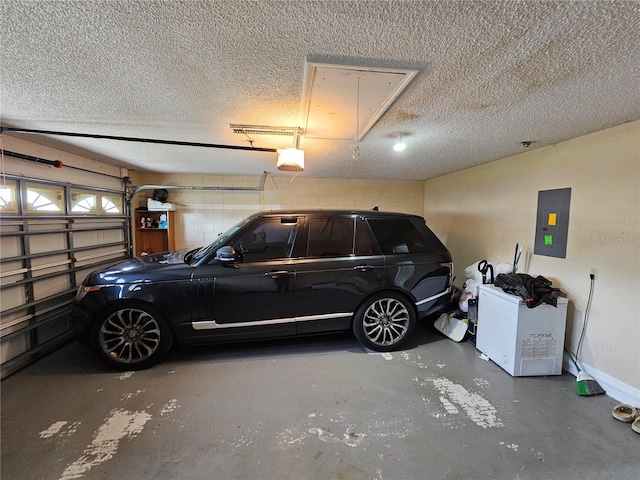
564,349 -> 581,372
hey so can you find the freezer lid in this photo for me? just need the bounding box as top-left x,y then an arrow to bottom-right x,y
479,284 -> 568,305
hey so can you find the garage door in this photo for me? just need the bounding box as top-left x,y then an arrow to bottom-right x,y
1,175 -> 130,378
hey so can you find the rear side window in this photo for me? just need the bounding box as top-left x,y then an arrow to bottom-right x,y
367,218 -> 445,254
307,217 -> 354,257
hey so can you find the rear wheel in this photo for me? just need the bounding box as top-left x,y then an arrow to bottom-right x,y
91,304 -> 173,370
353,292 -> 416,351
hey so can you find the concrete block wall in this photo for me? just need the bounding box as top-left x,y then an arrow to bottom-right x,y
130,173 -> 425,251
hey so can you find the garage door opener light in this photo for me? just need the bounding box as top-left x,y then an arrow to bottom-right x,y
230,124 -> 304,172
276,128 -> 304,172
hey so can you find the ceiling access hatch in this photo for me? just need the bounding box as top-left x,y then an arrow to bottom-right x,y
301,62 -> 419,141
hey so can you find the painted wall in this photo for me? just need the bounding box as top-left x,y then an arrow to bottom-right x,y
129,173 -> 425,252
423,120 -> 640,404
1,135 -> 124,190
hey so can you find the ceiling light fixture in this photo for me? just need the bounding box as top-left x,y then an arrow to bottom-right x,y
393,134 -> 407,152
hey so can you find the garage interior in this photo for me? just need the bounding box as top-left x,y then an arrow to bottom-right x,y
1,1 -> 639,479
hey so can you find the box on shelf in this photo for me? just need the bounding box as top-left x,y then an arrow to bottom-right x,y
147,198 -> 175,211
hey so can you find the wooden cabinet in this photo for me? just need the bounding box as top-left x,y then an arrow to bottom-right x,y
133,210 -> 175,256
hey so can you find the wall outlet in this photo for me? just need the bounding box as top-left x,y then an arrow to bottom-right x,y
589,267 -> 598,279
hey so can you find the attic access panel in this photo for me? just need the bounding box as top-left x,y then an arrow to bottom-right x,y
302,63 -> 419,141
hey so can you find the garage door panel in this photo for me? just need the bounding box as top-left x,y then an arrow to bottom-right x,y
33,272 -> 72,300
37,315 -> 71,344
0,285 -> 27,311
27,220 -> 66,232
0,260 -> 27,282
34,298 -> 74,343
30,253 -> 71,271
0,335 -> 29,365
99,229 -> 126,244
72,226 -> 125,248
1,175 -> 129,378
1,232 -> 22,257
74,247 -> 127,268
0,310 -> 30,337
29,232 -> 67,254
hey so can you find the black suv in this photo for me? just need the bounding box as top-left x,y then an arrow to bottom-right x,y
73,210 -> 453,369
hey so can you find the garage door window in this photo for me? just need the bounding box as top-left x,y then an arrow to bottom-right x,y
26,184 -> 64,213
71,190 -> 123,214
0,182 -> 17,213
102,195 -> 122,214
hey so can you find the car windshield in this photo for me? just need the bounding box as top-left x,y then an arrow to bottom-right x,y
188,215 -> 256,264
159,249 -> 192,264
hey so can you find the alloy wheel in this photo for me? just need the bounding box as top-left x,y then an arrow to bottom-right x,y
99,308 -> 161,364
361,297 -> 410,347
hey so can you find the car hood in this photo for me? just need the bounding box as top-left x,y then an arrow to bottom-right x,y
86,249 -> 194,285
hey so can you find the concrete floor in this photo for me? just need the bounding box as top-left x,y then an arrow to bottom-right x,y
1,322 -> 638,480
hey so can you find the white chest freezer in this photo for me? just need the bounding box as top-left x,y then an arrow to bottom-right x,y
477,284 -> 568,376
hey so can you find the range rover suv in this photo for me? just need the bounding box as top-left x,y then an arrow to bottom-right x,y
73,210 -> 453,369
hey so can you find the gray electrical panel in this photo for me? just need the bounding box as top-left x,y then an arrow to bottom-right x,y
534,188 -> 571,258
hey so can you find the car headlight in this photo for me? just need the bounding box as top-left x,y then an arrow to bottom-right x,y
75,284 -> 102,302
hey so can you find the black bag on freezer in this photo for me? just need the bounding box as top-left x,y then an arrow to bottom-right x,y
494,273 -> 560,308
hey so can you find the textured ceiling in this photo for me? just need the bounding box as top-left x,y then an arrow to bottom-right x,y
1,0 -> 639,180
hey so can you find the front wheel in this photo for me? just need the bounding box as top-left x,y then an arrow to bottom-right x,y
353,292 -> 416,352
91,304 -> 173,370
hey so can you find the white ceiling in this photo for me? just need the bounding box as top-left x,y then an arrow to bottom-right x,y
1,0 -> 638,181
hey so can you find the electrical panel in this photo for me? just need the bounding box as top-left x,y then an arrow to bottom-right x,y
534,187 -> 571,258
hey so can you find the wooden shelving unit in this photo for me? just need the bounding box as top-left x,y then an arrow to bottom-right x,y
133,209 -> 175,256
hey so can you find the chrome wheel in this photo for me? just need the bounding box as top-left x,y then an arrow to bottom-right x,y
99,307 -> 162,365
361,297 -> 410,347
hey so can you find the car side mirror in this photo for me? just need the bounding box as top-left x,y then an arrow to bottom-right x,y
215,246 -> 236,263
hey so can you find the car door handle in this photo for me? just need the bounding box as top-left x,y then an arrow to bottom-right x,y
354,265 -> 375,271
265,270 -> 289,278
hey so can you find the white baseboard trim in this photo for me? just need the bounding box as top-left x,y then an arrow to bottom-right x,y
563,355 -> 640,406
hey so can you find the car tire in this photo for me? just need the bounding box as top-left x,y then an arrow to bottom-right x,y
353,292 -> 416,352
90,303 -> 173,370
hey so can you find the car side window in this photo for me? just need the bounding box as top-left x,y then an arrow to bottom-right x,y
367,218 -> 434,254
232,218 -> 297,262
307,217 -> 354,257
